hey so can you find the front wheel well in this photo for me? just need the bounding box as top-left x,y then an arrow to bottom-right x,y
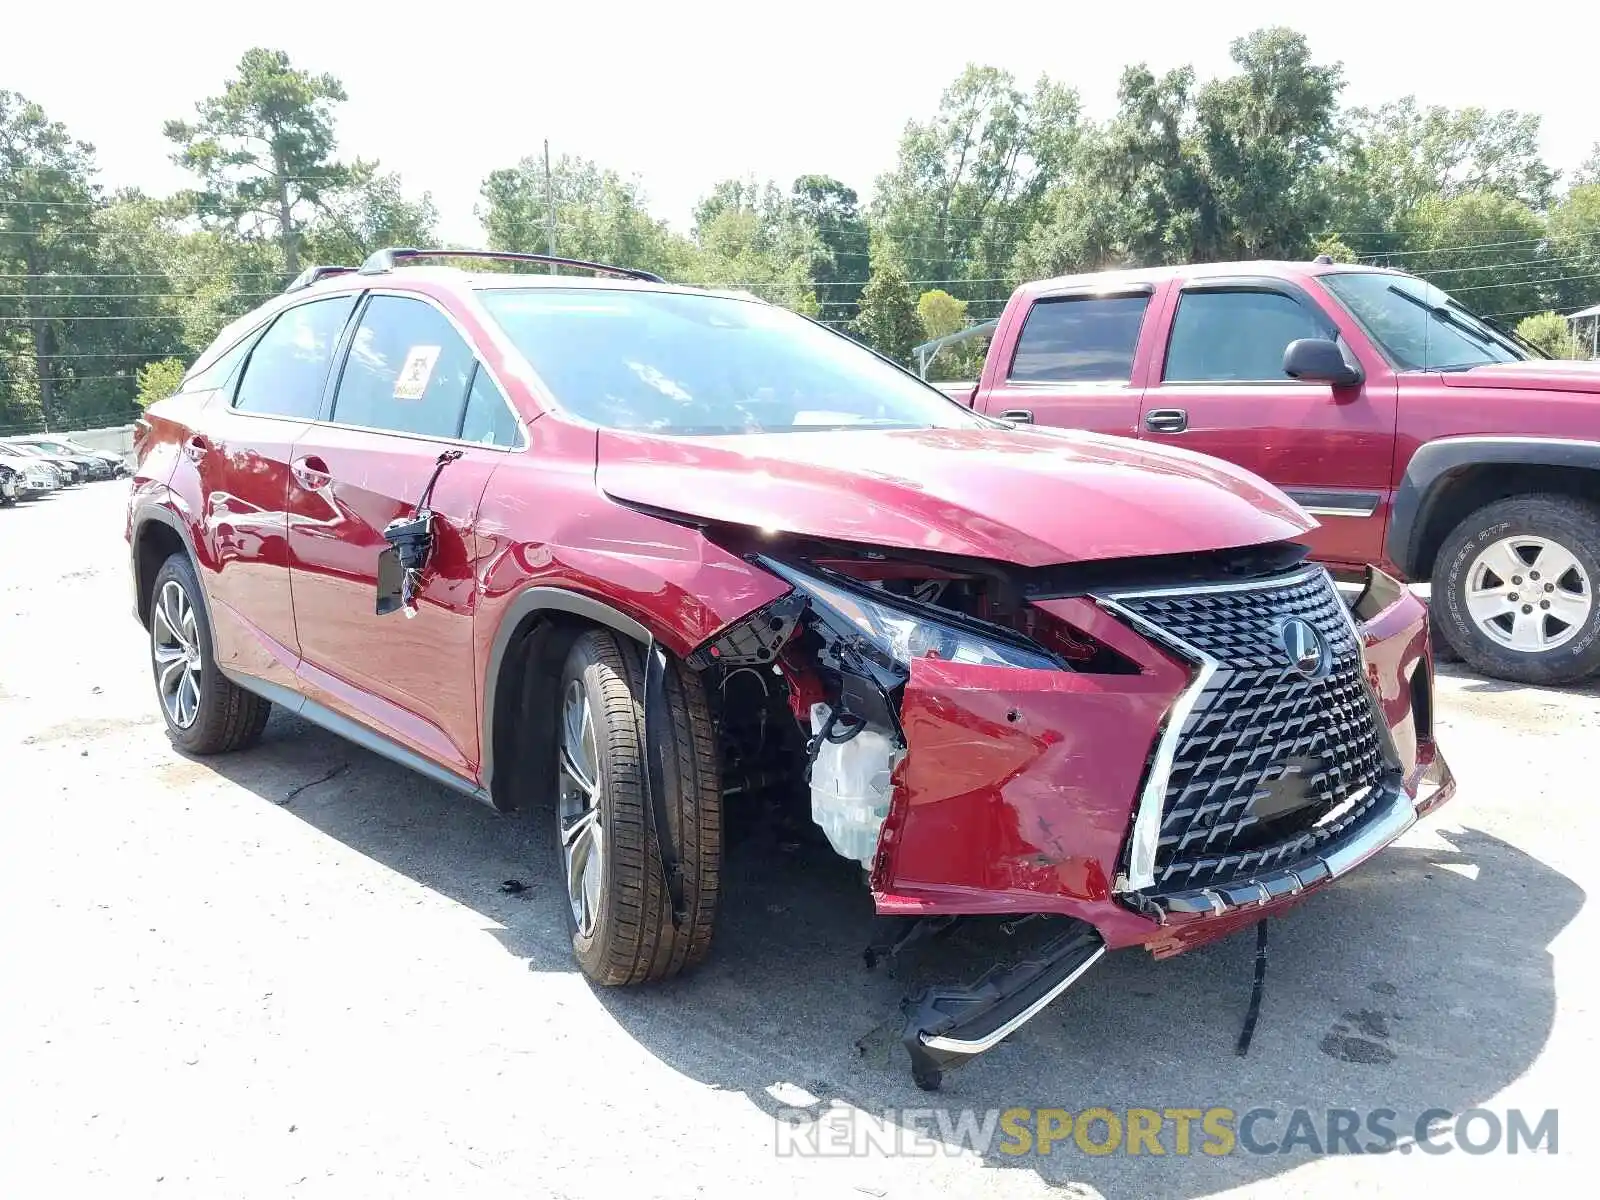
487,612 -> 603,812
1413,464 -> 1600,580
133,519 -> 188,628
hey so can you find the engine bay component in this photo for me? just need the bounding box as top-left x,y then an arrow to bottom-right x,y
807,702 -> 898,868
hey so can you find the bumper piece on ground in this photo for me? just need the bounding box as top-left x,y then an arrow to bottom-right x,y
901,920 -> 1104,1091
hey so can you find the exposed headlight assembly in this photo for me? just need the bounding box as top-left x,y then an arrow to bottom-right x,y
761,559 -> 1063,673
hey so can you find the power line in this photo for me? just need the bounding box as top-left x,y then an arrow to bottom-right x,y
1452,270 -> 1600,293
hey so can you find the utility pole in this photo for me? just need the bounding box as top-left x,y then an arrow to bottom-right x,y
543,139 -> 557,273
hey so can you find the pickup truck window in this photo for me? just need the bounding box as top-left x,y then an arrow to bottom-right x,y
1320,271 -> 1525,371
1163,290 -> 1327,383
1007,295 -> 1148,383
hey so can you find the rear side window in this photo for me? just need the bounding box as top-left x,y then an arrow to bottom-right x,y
1008,295 -> 1149,383
233,297 -> 358,418
185,335 -> 255,394
459,367 -> 521,447
1163,290 -> 1330,382
331,296 -> 477,438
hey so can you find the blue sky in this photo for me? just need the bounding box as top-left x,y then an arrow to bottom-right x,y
5,0 -> 1594,243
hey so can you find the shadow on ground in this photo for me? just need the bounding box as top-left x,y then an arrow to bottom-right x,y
197,707 -> 1583,1198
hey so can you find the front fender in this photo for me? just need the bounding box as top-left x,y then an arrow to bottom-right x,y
1388,435 -> 1600,578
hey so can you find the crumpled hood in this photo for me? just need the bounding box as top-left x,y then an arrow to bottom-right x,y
1439,359 -> 1600,394
596,425 -> 1314,567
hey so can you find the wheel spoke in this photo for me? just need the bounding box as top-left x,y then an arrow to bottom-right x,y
158,657 -> 186,694
1507,608 -> 1548,651
153,642 -> 187,666
177,673 -> 200,726
1529,542 -> 1581,586
1545,589 -> 1593,628
152,600 -> 181,646
1464,588 -> 1516,623
1480,540 -> 1529,584
559,744 -> 597,799
561,803 -> 599,848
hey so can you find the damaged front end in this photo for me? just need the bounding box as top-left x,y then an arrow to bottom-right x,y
683,538 -> 1454,1090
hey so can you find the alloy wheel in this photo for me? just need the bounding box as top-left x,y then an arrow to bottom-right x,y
151,579 -> 204,728
557,678 -> 605,937
1465,534 -> 1593,653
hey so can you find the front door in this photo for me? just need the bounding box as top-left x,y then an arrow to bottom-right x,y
286,292 -> 522,780
1138,283 -> 1397,570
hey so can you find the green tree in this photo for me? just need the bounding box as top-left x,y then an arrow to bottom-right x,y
853,251 -> 921,363
1546,183 -> 1600,313
685,178 -> 822,313
1324,98 -> 1557,251
1,89 -> 101,427
1576,143 -> 1600,187
165,48 -> 364,278
792,174 -> 869,326
135,357 -> 187,406
1399,190 -> 1548,323
873,65 -> 1079,308
1195,27 -> 1344,259
916,289 -> 967,340
478,154 -> 685,278
306,172 -> 438,266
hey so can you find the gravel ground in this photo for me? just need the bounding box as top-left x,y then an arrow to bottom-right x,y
1,482 -> 1594,1199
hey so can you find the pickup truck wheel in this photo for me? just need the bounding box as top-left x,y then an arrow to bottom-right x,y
149,553 -> 272,753
1433,495 -> 1600,685
557,629 -> 720,985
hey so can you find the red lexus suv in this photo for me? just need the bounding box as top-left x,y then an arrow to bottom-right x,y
127,248 -> 1454,1088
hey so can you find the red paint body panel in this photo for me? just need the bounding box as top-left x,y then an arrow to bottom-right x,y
970,259 -> 1600,579
596,425 -> 1313,568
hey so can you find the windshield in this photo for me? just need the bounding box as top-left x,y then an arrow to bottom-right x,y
477,288 -> 986,435
1321,272 -> 1527,371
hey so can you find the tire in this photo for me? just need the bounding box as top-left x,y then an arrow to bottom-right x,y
1432,494 -> 1600,686
148,553 -> 272,754
556,628 -> 720,985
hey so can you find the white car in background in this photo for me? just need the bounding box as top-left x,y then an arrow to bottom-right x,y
7,434 -> 127,479
0,444 -> 63,495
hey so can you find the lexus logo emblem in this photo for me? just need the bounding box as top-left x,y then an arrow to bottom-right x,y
1280,618 -> 1324,676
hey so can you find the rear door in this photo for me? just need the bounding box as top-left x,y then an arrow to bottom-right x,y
187,294 -> 358,689
974,286 -> 1162,436
1139,281 -> 1397,569
286,291 -> 522,780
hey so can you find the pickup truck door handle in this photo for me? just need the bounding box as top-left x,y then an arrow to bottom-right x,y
998,409 -> 1034,424
291,455 -> 333,491
1144,408 -> 1188,433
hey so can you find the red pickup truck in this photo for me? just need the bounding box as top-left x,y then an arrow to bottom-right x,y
932,260 -> 1600,685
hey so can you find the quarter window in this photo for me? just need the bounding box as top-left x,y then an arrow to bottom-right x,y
1008,295 -> 1150,383
233,296 -> 358,418
1163,290 -> 1330,382
459,366 -> 521,447
331,296 -> 477,438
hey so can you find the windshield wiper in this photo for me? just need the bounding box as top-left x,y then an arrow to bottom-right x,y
1386,285 -> 1520,360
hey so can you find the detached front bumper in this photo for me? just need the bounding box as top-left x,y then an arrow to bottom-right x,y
877,566 -> 1453,1085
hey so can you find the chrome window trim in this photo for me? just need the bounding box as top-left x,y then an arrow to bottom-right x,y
314,287 -> 531,453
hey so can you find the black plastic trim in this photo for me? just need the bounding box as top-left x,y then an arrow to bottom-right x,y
479,586 -> 655,805
1386,436 -> 1600,578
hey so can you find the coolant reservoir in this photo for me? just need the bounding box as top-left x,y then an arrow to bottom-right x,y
808,703 -> 897,869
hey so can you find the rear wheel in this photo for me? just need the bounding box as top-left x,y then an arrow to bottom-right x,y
149,553 -> 271,754
1432,495 -> 1600,685
557,629 -> 720,985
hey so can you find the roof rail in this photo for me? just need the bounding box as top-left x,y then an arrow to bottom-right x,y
356,247 -> 665,283
285,264 -> 356,293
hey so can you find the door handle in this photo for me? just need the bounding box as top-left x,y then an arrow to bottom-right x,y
291,455 -> 332,491
183,433 -> 210,462
1144,408 -> 1188,433
998,409 -> 1034,424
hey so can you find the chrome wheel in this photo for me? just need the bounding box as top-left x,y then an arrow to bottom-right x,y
1465,534 -> 1593,653
152,579 -> 204,728
558,679 -> 604,938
